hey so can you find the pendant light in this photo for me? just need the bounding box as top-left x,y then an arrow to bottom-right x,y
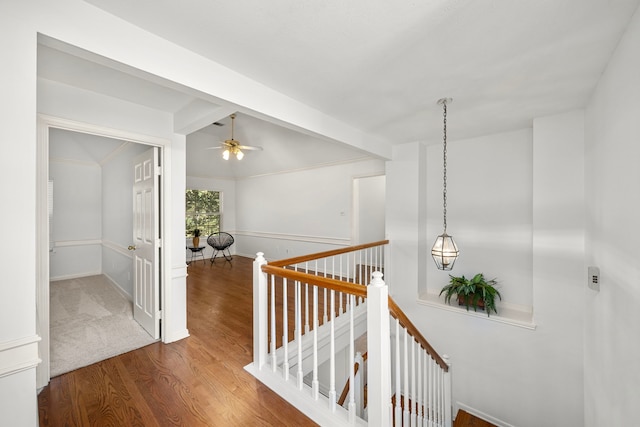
431,98 -> 459,270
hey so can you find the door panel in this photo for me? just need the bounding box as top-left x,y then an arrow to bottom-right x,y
132,147 -> 160,339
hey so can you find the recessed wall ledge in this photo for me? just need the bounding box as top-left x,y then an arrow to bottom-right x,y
417,291 -> 537,330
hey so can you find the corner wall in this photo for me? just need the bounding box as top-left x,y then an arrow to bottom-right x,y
584,5 -> 640,425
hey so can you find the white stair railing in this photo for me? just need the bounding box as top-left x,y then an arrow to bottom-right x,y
248,241 -> 451,427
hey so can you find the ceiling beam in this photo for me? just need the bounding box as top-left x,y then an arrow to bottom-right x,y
174,103 -> 236,135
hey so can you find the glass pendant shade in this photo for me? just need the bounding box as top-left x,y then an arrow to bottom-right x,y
431,232 -> 459,270
222,149 -> 230,160
236,150 -> 244,160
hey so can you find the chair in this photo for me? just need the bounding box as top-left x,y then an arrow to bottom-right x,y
207,232 -> 234,262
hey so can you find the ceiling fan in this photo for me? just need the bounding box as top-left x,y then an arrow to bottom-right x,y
207,113 -> 263,160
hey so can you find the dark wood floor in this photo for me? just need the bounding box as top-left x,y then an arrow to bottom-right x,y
454,410 -> 497,427
38,256 -> 318,426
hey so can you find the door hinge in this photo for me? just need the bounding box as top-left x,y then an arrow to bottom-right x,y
157,310 -> 163,320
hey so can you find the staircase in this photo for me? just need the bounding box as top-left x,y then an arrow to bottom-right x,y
245,241 -> 452,427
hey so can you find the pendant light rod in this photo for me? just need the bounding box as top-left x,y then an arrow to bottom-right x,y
432,97 -> 459,271
437,98 -> 452,232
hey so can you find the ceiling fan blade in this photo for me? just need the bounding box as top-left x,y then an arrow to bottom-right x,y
205,146 -> 224,150
237,145 -> 263,151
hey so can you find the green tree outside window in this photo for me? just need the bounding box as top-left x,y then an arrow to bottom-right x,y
186,189 -> 221,238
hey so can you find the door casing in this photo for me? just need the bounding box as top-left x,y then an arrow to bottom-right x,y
36,114 -> 173,389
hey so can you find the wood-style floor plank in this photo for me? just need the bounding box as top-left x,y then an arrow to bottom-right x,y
38,256 -> 318,426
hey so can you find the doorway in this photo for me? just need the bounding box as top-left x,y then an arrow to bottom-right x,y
36,115 -> 171,388
352,174 -> 386,245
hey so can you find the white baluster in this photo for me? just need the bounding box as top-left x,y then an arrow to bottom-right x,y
443,355 -> 452,427
420,350 -> 426,426
312,284 -> 319,400
395,318 -> 402,426
411,339 -> 417,426
339,255 -> 344,314
329,289 -> 337,412
305,281 -> 310,334
270,274 -> 277,372
418,345 -> 423,426
354,352 -> 364,418
403,327 -> 410,426
296,280 -> 303,390
282,278 -> 289,381
323,259 -> 328,324
429,358 -> 436,426
348,294 -> 356,424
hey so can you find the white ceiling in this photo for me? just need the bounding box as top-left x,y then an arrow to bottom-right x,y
83,0 -> 640,143
38,1 -> 640,175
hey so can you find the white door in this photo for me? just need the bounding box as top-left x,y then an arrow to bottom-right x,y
131,147 -> 161,339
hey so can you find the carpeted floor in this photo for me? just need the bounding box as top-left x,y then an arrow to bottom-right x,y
49,275 -> 157,377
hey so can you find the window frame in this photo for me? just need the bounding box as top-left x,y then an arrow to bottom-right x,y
185,189 -> 222,238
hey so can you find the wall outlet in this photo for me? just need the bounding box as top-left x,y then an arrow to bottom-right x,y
587,266 -> 600,291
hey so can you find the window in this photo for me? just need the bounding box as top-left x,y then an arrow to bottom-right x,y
185,189 -> 221,238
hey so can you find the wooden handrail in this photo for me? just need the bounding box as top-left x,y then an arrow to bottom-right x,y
268,240 -> 389,267
261,265 -> 368,298
388,297 -> 449,372
337,353 -> 368,406
261,265 -> 447,371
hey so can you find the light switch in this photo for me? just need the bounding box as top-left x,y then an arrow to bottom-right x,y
588,266 -> 600,291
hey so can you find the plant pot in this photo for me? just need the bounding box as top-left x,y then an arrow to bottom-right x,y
457,295 -> 485,310
192,236 -> 200,247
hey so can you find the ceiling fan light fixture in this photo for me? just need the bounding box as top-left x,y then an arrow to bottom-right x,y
222,149 -> 230,160
236,150 -> 244,160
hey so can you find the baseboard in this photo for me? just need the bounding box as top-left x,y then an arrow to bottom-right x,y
455,402 -> 513,427
103,273 -> 133,302
163,329 -> 190,344
50,271 -> 102,282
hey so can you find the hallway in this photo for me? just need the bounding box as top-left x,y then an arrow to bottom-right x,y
38,257 -> 316,426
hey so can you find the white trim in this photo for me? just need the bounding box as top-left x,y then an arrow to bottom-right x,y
49,157 -> 101,167
103,273 -> 133,302
52,239 -> 102,248
234,156 -> 375,180
50,271 -> 103,282
0,336 -> 41,378
102,239 -> 134,258
235,230 -> 350,246
36,114 -> 174,389
417,291 -> 536,330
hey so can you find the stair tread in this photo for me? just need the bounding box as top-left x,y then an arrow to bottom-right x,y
454,409 -> 496,427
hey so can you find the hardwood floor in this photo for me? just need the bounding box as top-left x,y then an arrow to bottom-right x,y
454,410 -> 497,427
38,256 -> 318,426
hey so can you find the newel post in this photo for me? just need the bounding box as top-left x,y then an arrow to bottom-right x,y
367,271 -> 391,427
253,252 -> 268,369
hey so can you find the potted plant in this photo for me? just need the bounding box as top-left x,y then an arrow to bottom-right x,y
439,273 -> 501,316
192,228 -> 201,247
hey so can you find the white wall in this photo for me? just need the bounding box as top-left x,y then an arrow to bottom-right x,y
426,129 -> 533,309
387,115 -> 585,426
355,175 -> 386,245
584,6 -> 640,426
235,159 -> 385,259
49,150 -> 103,280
